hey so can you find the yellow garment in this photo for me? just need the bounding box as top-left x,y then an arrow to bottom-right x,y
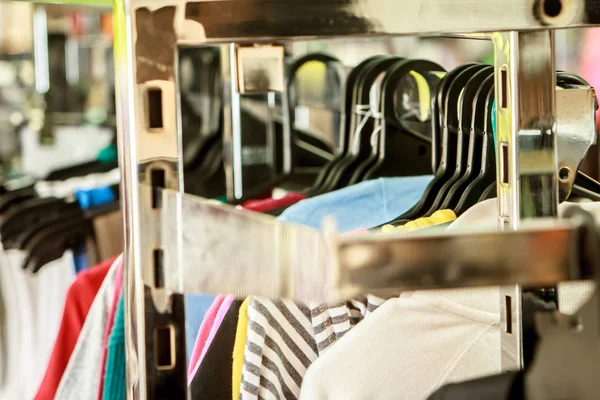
381,209 -> 457,233
232,297 -> 250,400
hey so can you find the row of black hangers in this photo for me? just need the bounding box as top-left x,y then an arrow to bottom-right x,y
180,48 -> 341,201
303,55 -> 444,196
184,51 -> 443,203
259,53 -> 453,216
0,168 -> 120,272
262,54 -> 600,224
387,62 -> 497,224
406,65 -> 600,224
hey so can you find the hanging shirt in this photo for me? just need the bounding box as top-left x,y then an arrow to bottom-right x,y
35,257 -> 115,400
380,209 -> 457,233
188,295 -> 235,382
308,295 -> 386,356
240,298 -> 318,400
54,255 -> 122,400
0,250 -> 34,400
299,289 -> 508,400
101,292 -> 125,400
236,294 -> 387,400
190,300 -> 243,399
96,261 -> 124,400
232,298 -> 250,400
186,295 -> 218,360
0,249 -> 76,400
242,192 -> 307,213
188,295 -> 226,382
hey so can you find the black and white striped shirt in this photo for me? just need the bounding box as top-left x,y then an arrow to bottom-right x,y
240,295 -> 385,399
310,295 -> 385,355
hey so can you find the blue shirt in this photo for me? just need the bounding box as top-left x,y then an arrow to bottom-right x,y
277,176 -> 433,232
185,295 -> 216,359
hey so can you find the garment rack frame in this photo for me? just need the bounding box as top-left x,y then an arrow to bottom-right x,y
13,0 -> 600,398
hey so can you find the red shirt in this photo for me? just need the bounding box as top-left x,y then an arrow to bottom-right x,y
34,257 -> 117,400
242,192 -> 306,213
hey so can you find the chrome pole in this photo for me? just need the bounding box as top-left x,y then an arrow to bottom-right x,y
112,1 -> 188,398
492,29 -> 558,370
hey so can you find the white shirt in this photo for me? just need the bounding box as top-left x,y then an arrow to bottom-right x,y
299,200 -> 600,399
0,249 -> 75,400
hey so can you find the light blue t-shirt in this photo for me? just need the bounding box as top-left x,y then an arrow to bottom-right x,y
277,176 -> 433,233
185,295 -> 216,359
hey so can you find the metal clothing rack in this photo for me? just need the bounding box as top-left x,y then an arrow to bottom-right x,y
112,0 -> 598,393
13,0 -> 600,398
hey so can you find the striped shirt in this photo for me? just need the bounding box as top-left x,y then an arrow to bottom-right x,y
241,298 -> 317,400
240,296 -> 385,399
309,295 -> 385,355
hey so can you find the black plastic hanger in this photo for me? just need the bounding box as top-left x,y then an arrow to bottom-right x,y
184,136 -> 226,198
306,56 -> 387,196
479,181 -> 497,202
15,207 -> 85,250
437,66 -> 495,211
453,75 -> 497,214
430,62 -> 479,175
0,186 -> 37,216
183,109 -> 226,198
572,172 -> 600,199
45,159 -> 118,181
347,57 -> 429,184
349,58 -> 441,183
421,64 -> 493,216
384,63 -> 487,223
317,56 -> 404,193
0,197 -> 80,249
362,59 -> 446,180
276,53 -> 343,190
345,68 -> 387,185
18,198 -> 122,273
22,216 -> 97,273
182,93 -> 212,170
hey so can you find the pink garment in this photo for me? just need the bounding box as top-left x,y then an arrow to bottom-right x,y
346,228 -> 369,235
188,295 -> 235,383
580,28 -> 600,126
187,295 -> 226,382
96,257 -> 124,400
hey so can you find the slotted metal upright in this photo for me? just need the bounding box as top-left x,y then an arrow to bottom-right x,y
15,0 -> 600,398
